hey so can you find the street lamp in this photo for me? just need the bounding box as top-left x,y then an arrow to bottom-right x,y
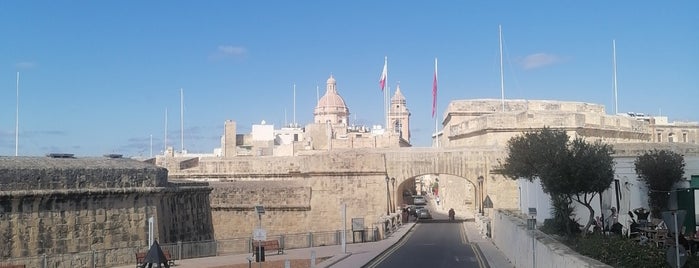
254,205 -> 265,266
385,176 -> 391,215
477,176 -> 484,215
390,177 -> 396,213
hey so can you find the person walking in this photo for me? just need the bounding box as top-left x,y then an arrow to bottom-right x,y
435,195 -> 441,206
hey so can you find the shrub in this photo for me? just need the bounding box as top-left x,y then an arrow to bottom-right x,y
570,234 -> 665,267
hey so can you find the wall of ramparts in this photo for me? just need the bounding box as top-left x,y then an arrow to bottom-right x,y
0,157 -> 213,268
208,175 -> 389,240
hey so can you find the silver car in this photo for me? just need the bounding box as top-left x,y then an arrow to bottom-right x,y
417,208 -> 432,219
413,195 -> 427,205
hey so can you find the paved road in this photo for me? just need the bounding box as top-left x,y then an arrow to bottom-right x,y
366,218 -> 487,268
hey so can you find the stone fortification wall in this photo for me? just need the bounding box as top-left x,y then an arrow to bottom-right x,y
170,150 -> 386,176
208,181 -> 311,239
447,108 -> 650,147
445,99 -> 606,117
0,157 -> 213,267
383,147 -> 519,211
157,183 -> 215,244
0,157 -> 167,190
208,175 -> 388,240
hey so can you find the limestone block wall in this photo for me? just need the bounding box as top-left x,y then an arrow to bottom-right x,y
207,175 -> 389,241
384,148 -> 519,211
0,157 -> 214,267
0,157 -> 168,190
209,181 -> 312,239
157,184 -> 215,244
171,151 -> 386,177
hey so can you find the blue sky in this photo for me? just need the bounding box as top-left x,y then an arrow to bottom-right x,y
1,1 -> 697,157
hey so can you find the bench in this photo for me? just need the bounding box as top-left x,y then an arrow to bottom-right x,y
252,240 -> 284,255
135,249 -> 175,267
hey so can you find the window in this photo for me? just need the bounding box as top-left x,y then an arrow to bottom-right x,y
683,133 -> 688,143
657,133 -> 662,142
668,133 -> 674,143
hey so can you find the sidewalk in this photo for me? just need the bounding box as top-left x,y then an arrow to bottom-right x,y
114,207 -> 513,268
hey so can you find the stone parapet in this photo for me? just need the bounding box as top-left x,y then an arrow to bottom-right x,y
488,209 -> 612,268
0,157 -> 167,190
0,157 -> 213,268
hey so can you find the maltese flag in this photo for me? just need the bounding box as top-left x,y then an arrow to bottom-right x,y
379,57 -> 387,91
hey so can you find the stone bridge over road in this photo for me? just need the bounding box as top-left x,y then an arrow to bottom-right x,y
165,146 -> 518,239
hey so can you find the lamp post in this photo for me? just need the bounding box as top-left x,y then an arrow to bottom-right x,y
254,205 -> 265,267
385,176 -> 390,215
390,177 -> 396,213
477,176 -> 484,215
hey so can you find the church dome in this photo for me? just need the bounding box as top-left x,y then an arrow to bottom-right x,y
316,74 -> 347,110
314,74 -> 349,125
317,92 -> 347,109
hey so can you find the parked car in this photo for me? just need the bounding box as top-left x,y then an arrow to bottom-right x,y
413,195 -> 427,205
417,208 -> 432,219
409,205 -> 425,217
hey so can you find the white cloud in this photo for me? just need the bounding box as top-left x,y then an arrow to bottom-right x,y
519,53 -> 562,70
16,61 -> 37,69
210,45 -> 247,60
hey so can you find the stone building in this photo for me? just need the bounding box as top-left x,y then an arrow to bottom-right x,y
437,99 -> 699,147
213,74 -> 412,158
388,84 -> 411,143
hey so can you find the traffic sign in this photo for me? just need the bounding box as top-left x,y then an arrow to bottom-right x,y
253,228 -> 267,241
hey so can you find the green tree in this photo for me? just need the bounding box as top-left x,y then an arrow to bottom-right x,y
500,128 -> 615,236
634,149 -> 686,218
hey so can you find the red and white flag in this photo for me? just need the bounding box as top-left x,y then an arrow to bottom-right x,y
379,57 -> 387,91
432,58 -> 438,118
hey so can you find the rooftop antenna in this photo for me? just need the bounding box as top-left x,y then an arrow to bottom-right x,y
180,88 -> 184,153
293,83 -> 296,127
150,134 -> 153,158
15,72 -> 20,156
613,39 -> 619,115
499,25 -> 505,112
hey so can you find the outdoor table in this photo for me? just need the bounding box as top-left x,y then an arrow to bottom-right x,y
686,236 -> 699,255
638,227 -> 658,240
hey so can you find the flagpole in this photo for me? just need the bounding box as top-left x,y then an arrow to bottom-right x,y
180,88 -> 184,153
499,24 -> 505,112
613,39 -> 618,115
433,58 -> 439,148
15,72 -> 19,156
293,83 -> 297,127
384,56 -> 388,132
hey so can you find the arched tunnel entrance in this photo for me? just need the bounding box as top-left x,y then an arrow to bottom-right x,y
391,174 -> 479,218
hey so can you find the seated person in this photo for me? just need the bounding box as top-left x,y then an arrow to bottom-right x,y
610,222 -> 623,235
